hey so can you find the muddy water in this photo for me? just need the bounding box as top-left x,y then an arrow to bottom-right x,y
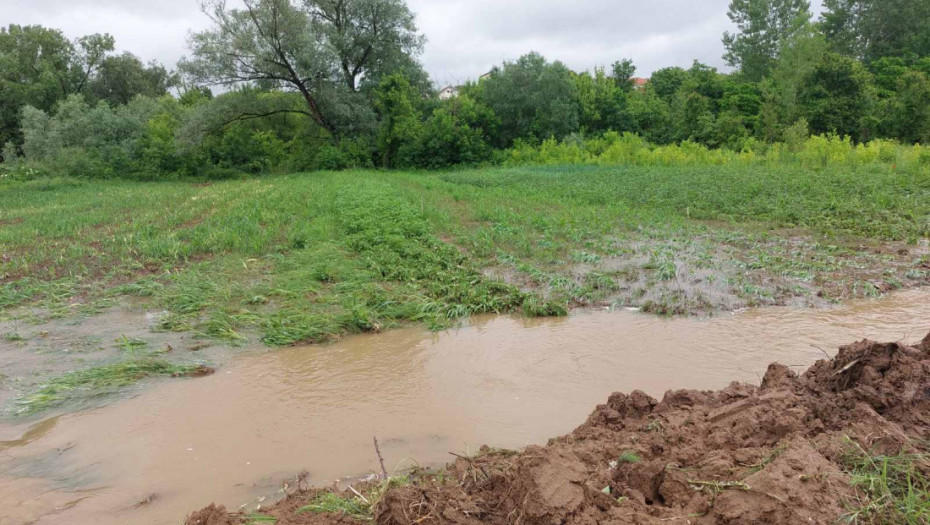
2,289 -> 930,525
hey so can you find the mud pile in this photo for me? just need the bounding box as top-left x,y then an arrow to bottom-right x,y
187,332 -> 930,525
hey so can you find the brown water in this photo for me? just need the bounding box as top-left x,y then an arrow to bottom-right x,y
2,289 -> 930,525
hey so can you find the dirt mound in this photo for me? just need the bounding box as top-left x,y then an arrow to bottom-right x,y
185,504 -> 236,525
187,332 -> 930,525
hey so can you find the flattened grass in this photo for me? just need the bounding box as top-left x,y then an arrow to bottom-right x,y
1,163 -> 928,344
17,357 -> 202,415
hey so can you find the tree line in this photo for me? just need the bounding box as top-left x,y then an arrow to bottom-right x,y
1,0 -> 929,180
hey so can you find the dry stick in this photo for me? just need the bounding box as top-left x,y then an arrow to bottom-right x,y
450,452 -> 491,481
810,343 -> 833,360
373,436 -> 389,480
348,485 -> 370,504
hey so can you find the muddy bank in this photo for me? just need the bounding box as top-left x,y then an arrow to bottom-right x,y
188,331 -> 930,525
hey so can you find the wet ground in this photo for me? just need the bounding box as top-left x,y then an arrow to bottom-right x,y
0,304 -> 245,415
1,289 -> 930,524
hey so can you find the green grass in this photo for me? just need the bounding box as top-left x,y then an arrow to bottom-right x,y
296,478 -> 409,521
1,164 -> 928,345
243,514 -> 276,524
16,357 -> 202,415
617,451 -> 642,464
841,440 -> 930,524
298,492 -> 372,521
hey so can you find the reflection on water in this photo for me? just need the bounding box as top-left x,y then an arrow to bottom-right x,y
1,288 -> 929,525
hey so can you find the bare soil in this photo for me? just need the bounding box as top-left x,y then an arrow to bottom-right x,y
187,330 -> 930,525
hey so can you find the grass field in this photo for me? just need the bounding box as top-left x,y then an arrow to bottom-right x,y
2,164 -> 929,349
1,163 -> 929,414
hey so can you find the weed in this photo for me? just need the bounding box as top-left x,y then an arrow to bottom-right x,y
840,439 -> 930,524
116,335 -> 148,352
17,357 -> 202,414
299,493 -> 371,520
741,444 -> 786,474
617,451 -> 642,464
297,478 -> 409,521
243,513 -> 276,524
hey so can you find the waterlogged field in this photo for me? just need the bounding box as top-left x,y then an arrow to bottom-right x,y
1,164 -> 929,414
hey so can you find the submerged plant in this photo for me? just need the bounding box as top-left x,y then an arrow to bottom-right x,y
17,358 -> 203,414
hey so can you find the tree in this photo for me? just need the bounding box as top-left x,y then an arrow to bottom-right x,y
576,68 -> 634,134
88,53 -> 177,106
306,0 -> 425,92
822,0 -> 930,61
759,23 -> 827,139
181,0 -> 425,136
0,25 -> 120,154
874,68 -> 930,144
649,67 -> 688,101
478,53 -> 579,146
0,25 -> 74,150
628,90 -> 674,144
667,63 -> 727,145
71,33 -> 116,94
373,73 -> 422,167
797,52 -> 874,140
722,0 -> 812,81
610,59 -> 637,91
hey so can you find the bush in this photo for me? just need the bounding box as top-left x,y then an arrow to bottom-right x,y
499,130 -> 930,171
203,166 -> 247,180
314,144 -> 350,171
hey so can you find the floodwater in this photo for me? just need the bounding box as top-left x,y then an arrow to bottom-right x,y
2,289 -> 930,525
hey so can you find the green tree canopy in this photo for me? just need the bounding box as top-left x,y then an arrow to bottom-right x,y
0,24 -> 173,155
88,53 -> 177,106
797,51 -> 874,140
181,0 -> 425,135
722,0 -> 812,81
822,0 -> 930,61
478,52 -> 579,147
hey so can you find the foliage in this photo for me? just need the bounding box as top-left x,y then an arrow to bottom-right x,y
297,478 -> 410,521
0,24 -> 171,155
4,0 -> 930,177
87,52 -> 177,106
181,0 -> 423,136
502,129 -> 930,180
797,52 -> 875,140
477,53 -> 580,147
840,439 -> 930,524
822,0 -> 930,62
722,0 -> 812,81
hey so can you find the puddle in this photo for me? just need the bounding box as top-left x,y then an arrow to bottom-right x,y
1,288 -> 929,524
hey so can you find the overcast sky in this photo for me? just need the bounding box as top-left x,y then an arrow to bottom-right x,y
2,0 -> 825,87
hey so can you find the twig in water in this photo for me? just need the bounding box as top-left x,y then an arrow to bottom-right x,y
810,344 -> 833,360
373,436 -> 389,480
